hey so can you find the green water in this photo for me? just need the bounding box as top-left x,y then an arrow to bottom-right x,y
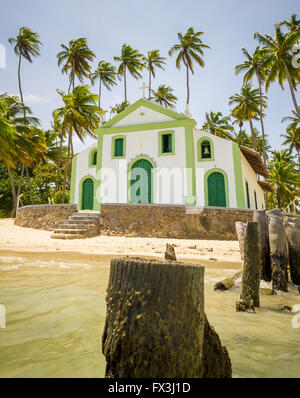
0,254 -> 300,378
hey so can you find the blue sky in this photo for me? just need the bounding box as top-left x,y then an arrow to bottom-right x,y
0,0 -> 299,153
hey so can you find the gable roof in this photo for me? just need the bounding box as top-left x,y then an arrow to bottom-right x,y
240,145 -> 269,178
102,98 -> 193,128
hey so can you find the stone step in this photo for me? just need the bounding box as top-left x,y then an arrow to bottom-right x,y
57,223 -> 99,231
51,233 -> 97,240
68,215 -> 99,222
53,228 -> 88,235
67,219 -> 99,225
73,212 -> 99,216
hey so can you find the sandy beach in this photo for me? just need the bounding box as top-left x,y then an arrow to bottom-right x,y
0,218 -> 242,264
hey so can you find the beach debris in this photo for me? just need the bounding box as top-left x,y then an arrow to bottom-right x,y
214,271 -> 242,291
102,256 -> 232,378
208,248 -> 213,252
187,245 -> 197,250
253,210 -> 272,281
259,288 -> 276,296
268,215 -> 289,292
236,298 -> 255,313
280,305 -> 293,312
235,222 -> 246,260
164,243 -> 177,261
284,219 -> 300,285
236,221 -> 261,311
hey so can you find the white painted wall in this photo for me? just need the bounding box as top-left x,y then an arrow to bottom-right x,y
113,105 -> 175,127
193,129 -> 237,208
240,153 -> 265,210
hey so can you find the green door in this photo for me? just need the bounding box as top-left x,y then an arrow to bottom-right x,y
82,178 -> 94,210
207,172 -> 226,207
130,159 -> 153,203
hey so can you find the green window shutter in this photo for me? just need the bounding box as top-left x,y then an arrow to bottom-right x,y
254,190 -> 258,210
114,138 -> 124,157
92,151 -> 97,165
246,181 -> 250,208
162,134 -> 172,153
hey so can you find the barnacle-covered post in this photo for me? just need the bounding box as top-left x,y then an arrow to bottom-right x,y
253,210 -> 271,281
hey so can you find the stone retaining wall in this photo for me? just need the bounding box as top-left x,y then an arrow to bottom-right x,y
14,204 -> 78,231
100,204 -> 254,240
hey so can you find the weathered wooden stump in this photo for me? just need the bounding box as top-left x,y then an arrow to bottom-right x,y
235,222 -> 246,260
164,243 -> 177,261
214,271 -> 242,291
237,222 -> 260,311
268,215 -> 289,292
102,256 -> 231,378
284,219 -> 300,285
253,210 -> 272,281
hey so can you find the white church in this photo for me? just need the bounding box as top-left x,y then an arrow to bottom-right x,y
70,98 -> 271,211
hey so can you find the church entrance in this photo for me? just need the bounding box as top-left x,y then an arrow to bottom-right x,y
82,178 -> 94,210
207,172 -> 226,207
129,158 -> 153,204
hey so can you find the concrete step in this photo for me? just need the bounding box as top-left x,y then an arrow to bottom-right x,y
57,223 -> 99,231
73,212 -> 99,216
53,228 -> 88,235
67,219 -> 99,225
51,233 -> 96,240
68,215 -> 99,222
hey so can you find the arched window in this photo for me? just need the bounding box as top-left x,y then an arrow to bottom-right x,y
89,148 -> 97,167
198,137 -> 214,161
92,150 -> 97,166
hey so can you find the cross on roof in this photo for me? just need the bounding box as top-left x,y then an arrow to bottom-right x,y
139,82 -> 149,99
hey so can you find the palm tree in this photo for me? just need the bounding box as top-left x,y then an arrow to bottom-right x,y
169,27 -> 210,109
90,61 -> 117,108
8,27 -> 41,112
57,38 -> 95,92
229,84 -> 265,149
268,149 -> 300,210
281,110 -> 300,163
254,24 -> 300,120
232,129 -> 249,146
280,13 -> 300,32
54,85 -> 103,201
235,47 -> 269,164
114,44 -> 144,103
150,85 -> 177,109
143,50 -> 166,99
202,111 -> 234,139
109,101 -> 130,117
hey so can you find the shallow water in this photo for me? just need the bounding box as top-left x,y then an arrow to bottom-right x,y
0,253 -> 300,378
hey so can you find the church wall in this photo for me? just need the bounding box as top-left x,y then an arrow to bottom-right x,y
193,130 -> 237,208
240,153 -> 265,209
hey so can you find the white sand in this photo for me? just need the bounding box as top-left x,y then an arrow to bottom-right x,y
0,218 -> 242,263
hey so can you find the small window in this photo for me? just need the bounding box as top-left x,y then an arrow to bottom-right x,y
162,133 -> 172,153
114,138 -> 124,157
254,190 -> 258,210
201,141 -> 211,159
246,181 -> 250,209
92,150 -> 97,166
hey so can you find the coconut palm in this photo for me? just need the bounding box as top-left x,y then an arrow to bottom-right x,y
280,14 -> 300,32
268,149 -> 300,210
150,85 -> 177,109
90,61 -> 117,108
281,111 -> 300,163
109,101 -> 130,117
232,129 -> 249,146
169,27 -> 210,108
114,44 -> 144,103
8,27 -> 41,111
54,85 -> 102,201
229,84 -> 265,149
235,47 -> 269,164
202,111 -> 234,139
143,50 -> 166,99
254,24 -> 300,120
57,38 -> 95,92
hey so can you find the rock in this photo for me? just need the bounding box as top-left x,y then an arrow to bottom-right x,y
268,215 -> 289,292
280,305 -> 292,312
240,222 -> 261,308
214,271 -> 242,291
200,314 -> 232,378
164,243 -> 177,261
253,210 -> 272,281
235,222 -> 247,260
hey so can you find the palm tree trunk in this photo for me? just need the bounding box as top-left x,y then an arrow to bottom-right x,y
249,117 -> 255,150
149,70 -> 151,100
186,65 -> 190,105
62,131 -> 71,203
7,167 -> 17,217
283,60 -> 300,120
56,131 -> 64,192
10,164 -> 25,217
124,65 -> 127,103
18,54 -> 24,109
99,79 -> 102,108
25,166 -> 34,204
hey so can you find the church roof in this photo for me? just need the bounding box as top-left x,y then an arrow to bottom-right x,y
257,180 -> 274,192
239,145 -> 269,179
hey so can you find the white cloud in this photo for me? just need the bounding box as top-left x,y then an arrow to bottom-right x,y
23,94 -> 50,104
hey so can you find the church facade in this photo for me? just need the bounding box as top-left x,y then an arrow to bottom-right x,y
70,98 -> 270,211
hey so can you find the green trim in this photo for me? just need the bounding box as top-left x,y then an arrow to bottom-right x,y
70,153 -> 77,204
232,142 -> 245,209
94,132 -> 103,211
111,135 -> 126,159
204,168 -> 229,207
88,147 -> 97,168
127,156 -> 156,204
197,136 -> 214,162
245,179 -> 250,209
184,125 -> 196,205
97,118 -> 195,135
78,175 -> 97,211
158,130 -> 175,156
102,98 -> 191,128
